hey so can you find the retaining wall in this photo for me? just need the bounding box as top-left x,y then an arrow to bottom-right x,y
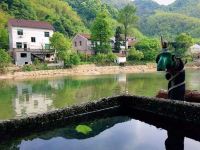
1,95 -> 200,141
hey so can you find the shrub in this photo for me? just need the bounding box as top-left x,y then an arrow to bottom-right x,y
0,49 -> 11,73
64,53 -> 80,67
128,48 -> 144,61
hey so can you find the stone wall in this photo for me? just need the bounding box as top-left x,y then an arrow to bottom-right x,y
1,95 -> 200,141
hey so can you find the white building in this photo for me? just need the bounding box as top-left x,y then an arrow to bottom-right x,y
189,44 -> 200,60
8,19 -> 55,66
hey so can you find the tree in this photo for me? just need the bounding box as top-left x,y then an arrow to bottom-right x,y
0,28 -> 9,49
91,11 -> 113,54
135,38 -> 160,61
118,4 -> 137,50
114,26 -> 122,52
174,33 -> 194,57
50,32 -> 72,60
128,47 -> 144,61
0,49 -> 11,72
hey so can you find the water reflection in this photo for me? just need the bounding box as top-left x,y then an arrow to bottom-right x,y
14,83 -> 54,117
1,116 -> 199,150
0,70 -> 199,120
165,130 -> 184,150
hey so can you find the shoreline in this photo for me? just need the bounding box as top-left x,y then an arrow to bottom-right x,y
0,64 -> 157,80
0,64 -> 199,80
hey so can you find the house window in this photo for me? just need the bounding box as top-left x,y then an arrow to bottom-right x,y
17,29 -> 23,35
16,42 -> 22,48
46,54 -> 50,58
79,41 -> 82,46
45,44 -> 50,49
31,37 -> 36,42
21,53 -> 27,58
44,32 -> 50,37
75,42 -> 77,47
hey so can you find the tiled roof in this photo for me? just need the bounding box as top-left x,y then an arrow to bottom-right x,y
8,19 -> 54,30
79,34 -> 91,40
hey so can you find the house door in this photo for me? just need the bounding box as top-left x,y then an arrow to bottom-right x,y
24,43 -> 27,50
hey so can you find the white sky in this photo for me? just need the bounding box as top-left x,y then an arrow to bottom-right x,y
153,0 -> 176,5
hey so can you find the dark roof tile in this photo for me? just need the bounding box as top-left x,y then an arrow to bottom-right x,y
8,19 -> 54,30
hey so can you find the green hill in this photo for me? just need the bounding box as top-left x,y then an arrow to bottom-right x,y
0,0 -> 88,37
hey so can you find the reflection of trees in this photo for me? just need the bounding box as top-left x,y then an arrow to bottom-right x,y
0,116 -> 130,149
0,81 -> 16,120
127,73 -> 167,97
53,77 -> 118,108
186,70 -> 200,91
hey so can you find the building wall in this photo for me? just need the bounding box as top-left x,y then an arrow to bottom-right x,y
15,51 -> 32,66
73,35 -> 94,55
9,26 -> 53,50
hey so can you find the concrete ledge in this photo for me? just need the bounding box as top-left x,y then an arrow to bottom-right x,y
121,95 -> 200,124
1,95 -> 200,141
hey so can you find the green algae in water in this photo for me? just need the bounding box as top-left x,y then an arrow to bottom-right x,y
75,125 -> 92,135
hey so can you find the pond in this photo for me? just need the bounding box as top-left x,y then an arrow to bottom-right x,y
0,69 -> 199,120
1,115 -> 200,150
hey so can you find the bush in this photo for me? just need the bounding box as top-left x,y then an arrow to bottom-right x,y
22,65 -> 36,72
128,48 -> 144,61
0,49 -> 11,73
91,53 -> 117,65
22,59 -> 49,72
64,53 -> 81,67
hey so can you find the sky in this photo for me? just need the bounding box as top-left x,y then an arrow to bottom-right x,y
153,0 -> 176,5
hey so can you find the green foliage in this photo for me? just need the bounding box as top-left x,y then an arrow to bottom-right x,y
4,0 -> 37,19
22,59 -> 48,72
50,32 -> 72,60
128,47 -> 144,61
91,11 -> 113,54
0,28 -> 8,49
142,11 -> 200,39
0,0 -> 88,36
91,53 -> 117,65
118,4 -> 137,49
174,33 -> 194,57
0,49 -> 11,72
65,0 -> 119,27
75,125 -> 92,135
102,0 -> 132,8
64,53 -> 81,67
135,38 -> 160,61
114,26 -> 123,52
129,27 -> 145,40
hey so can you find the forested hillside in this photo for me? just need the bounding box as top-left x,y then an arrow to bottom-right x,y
64,0 -> 119,27
0,0 -> 88,37
101,0 -> 132,8
1,0 -> 200,40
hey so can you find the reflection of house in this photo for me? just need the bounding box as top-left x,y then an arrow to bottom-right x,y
8,19 -> 56,66
189,44 -> 200,60
73,34 -> 94,55
14,83 -> 53,117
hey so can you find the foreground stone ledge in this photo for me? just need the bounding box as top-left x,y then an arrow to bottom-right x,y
0,95 -> 200,140
122,95 -> 200,124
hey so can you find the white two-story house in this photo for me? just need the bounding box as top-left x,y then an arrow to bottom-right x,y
8,19 -> 55,66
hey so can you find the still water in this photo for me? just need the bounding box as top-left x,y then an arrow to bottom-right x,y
0,69 -> 199,120
1,116 -> 200,150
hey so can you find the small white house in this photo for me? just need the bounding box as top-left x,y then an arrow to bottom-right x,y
115,54 -> 127,64
8,19 -> 55,66
189,44 -> 200,60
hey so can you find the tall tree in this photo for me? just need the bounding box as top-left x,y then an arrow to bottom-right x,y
0,28 -> 9,49
114,26 -> 122,52
174,33 -> 194,57
91,11 -> 113,54
50,32 -> 72,60
118,4 -> 137,50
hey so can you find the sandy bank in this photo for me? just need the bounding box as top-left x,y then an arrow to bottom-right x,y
0,64 -> 157,80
